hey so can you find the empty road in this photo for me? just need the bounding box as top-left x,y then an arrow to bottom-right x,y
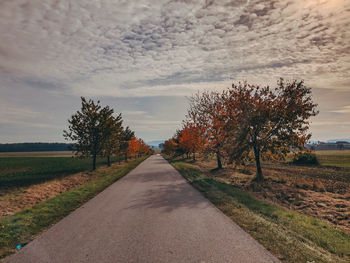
6,155 -> 280,263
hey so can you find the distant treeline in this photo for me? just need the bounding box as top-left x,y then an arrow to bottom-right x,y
0,143 -> 71,152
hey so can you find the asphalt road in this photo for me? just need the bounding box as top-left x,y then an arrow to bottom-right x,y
6,155 -> 280,263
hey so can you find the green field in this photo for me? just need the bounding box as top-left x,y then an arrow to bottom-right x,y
283,150 -> 350,168
315,150 -> 350,168
0,151 -> 73,157
0,155 -> 123,187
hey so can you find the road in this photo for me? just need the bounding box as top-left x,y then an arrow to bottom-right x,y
6,155 -> 280,263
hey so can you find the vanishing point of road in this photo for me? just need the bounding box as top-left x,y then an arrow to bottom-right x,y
6,155 -> 280,263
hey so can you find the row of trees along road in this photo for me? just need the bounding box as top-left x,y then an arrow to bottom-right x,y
64,97 -> 152,170
163,79 -> 318,182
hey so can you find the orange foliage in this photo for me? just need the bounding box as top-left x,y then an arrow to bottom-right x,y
178,124 -> 206,159
127,136 -> 152,156
165,79 -> 318,180
163,139 -> 178,155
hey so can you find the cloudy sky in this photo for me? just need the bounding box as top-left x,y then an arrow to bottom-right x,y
0,0 -> 349,143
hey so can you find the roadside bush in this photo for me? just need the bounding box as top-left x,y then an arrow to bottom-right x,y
292,152 -> 319,166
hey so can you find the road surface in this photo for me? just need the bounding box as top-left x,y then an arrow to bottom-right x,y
6,155 -> 280,263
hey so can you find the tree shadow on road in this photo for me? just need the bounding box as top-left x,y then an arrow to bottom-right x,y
122,180 -> 210,213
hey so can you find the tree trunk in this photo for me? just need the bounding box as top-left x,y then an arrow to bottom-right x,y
193,152 -> 196,161
124,153 -> 128,162
216,152 -> 222,169
118,156 -> 121,164
92,154 -> 97,170
253,146 -> 263,182
107,155 -> 111,167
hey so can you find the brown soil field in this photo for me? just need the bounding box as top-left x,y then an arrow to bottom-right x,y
193,157 -> 350,233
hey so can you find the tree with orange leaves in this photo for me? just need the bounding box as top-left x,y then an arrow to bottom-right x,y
138,138 -> 152,156
120,126 -> 134,162
162,139 -> 179,156
127,136 -> 140,158
167,79 -> 318,181
127,136 -> 152,158
222,79 -> 318,181
186,91 -> 226,169
178,123 -> 205,160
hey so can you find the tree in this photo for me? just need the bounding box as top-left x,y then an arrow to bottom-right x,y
120,126 -> 134,162
127,136 -> 140,158
138,139 -> 152,156
178,123 -> 205,160
187,91 -> 226,169
63,97 -> 113,170
223,79 -> 318,181
127,136 -> 152,158
162,139 -> 179,156
101,112 -> 123,166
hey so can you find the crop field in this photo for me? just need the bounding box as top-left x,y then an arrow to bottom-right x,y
0,151 -> 73,157
315,150 -> 350,168
0,155 -> 122,188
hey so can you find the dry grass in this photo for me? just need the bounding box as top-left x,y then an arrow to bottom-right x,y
191,156 -> 350,233
168,157 -> 350,263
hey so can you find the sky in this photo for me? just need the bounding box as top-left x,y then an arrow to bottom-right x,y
0,0 -> 349,143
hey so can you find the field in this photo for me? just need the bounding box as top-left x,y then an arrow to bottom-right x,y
0,154 -> 123,187
0,153 -> 128,219
0,151 -> 73,157
164,150 -> 350,262
315,150 -> 350,168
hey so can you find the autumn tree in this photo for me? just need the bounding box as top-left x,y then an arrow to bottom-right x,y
138,138 -> 152,156
187,91 -> 226,169
63,97 -> 113,170
178,123 -> 205,160
173,129 -> 188,157
223,79 -> 318,181
127,136 -> 152,158
162,139 -> 179,156
127,136 -> 140,158
120,126 -> 135,162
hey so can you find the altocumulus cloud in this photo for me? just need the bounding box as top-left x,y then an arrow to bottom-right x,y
0,0 -> 349,141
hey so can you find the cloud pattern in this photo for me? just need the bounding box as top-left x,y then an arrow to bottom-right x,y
0,0 -> 349,141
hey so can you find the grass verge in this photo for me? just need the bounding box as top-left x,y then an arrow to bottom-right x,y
168,158 -> 350,263
0,156 -> 148,260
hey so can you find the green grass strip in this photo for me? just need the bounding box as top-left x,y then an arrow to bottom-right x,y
170,160 -> 350,263
0,156 -> 148,260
